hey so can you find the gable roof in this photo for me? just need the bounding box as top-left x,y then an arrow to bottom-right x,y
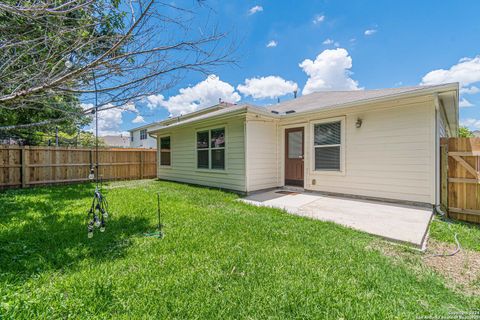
149,82 -> 459,134
268,83 -> 457,114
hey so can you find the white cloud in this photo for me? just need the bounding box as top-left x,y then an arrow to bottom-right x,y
145,75 -> 241,115
322,38 -> 334,45
364,29 -> 377,36
81,102 -> 139,136
132,115 -> 145,123
459,97 -> 474,107
248,5 -> 263,15
461,118 -> 480,130
421,56 -> 480,88
266,40 -> 277,48
237,76 -> 298,99
299,48 -> 361,95
313,15 -> 325,24
461,86 -> 480,95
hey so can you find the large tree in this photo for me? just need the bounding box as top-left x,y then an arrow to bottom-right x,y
0,0 -> 234,136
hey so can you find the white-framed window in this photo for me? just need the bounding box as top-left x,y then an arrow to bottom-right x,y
160,136 -> 171,166
313,119 -> 343,171
140,129 -> 147,140
196,127 -> 225,170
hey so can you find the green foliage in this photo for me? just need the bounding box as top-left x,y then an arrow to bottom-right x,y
458,126 -> 474,138
0,181 -> 477,318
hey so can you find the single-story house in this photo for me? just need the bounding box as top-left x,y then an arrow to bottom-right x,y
149,83 -> 459,207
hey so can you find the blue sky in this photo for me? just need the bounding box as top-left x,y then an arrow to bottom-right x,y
98,0 -> 480,135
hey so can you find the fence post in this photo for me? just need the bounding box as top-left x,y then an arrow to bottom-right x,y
140,151 -> 144,179
21,146 -> 28,188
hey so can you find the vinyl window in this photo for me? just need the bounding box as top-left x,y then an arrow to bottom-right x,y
140,129 -> 147,140
197,128 -> 225,170
313,121 -> 341,171
160,136 -> 171,166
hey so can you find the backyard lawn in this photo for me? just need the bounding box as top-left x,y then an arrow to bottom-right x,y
0,180 -> 478,319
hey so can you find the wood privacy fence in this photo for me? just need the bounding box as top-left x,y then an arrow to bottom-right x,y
0,145 -> 157,189
441,138 -> 480,223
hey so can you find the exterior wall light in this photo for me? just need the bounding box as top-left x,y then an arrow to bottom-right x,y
355,118 -> 363,128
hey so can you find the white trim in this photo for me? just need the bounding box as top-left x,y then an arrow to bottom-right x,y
309,116 -> 346,176
158,134 -> 172,168
194,125 -> 228,172
280,123 -> 308,188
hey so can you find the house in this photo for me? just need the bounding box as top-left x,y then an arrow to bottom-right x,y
149,83 -> 459,207
128,123 -> 159,149
102,135 -> 130,148
473,130 -> 480,138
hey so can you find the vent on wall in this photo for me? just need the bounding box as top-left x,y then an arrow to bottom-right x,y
311,179 -> 316,185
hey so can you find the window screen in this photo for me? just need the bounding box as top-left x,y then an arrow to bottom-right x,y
160,136 -> 171,166
197,128 -> 225,169
314,121 -> 341,171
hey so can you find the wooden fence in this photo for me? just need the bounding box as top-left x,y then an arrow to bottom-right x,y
0,145 -> 157,189
441,138 -> 480,223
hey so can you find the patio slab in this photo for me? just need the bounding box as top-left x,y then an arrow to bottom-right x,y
240,190 -> 433,248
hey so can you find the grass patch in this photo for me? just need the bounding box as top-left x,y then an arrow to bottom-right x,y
0,180 -> 478,319
430,215 -> 480,252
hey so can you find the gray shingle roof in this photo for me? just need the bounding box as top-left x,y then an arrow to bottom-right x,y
268,84 -> 454,114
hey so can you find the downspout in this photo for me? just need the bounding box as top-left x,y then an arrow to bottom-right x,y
433,93 -> 441,208
244,117 -> 249,194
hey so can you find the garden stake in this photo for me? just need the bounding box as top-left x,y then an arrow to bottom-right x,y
144,192 -> 164,238
86,70 -> 110,239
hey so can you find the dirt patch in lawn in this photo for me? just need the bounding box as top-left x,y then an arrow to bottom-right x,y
370,240 -> 480,295
423,239 -> 480,295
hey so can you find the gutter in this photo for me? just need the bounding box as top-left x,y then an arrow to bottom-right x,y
149,82 -> 459,135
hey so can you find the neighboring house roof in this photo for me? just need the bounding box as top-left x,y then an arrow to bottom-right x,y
473,130 -> 480,137
102,135 -> 130,147
149,82 -> 459,135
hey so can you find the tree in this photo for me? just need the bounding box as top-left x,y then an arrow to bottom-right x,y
0,0 -> 234,131
458,126 -> 474,138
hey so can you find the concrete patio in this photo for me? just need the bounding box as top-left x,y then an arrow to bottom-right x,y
240,189 -> 433,248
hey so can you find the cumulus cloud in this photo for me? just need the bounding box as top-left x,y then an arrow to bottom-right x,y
81,102 -> 139,136
364,29 -> 377,36
421,56 -> 480,89
237,76 -> 298,99
248,5 -> 263,15
313,15 -> 325,24
459,98 -> 474,107
145,75 -> 241,115
299,48 -> 361,95
461,118 -> 480,130
461,86 -> 480,95
266,40 -> 277,48
132,115 -> 145,123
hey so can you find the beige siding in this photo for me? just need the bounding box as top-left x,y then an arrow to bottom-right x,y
245,118 -> 280,191
276,96 -> 436,204
157,116 -> 246,192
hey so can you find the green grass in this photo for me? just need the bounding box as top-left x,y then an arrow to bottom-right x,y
430,215 -> 480,252
0,180 -> 478,319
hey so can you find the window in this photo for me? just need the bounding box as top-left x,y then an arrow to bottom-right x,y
140,129 -> 147,140
160,136 -> 171,166
130,132 -> 134,142
313,121 -> 341,171
197,128 -> 225,169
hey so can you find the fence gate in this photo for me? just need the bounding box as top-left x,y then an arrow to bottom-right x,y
441,138 -> 480,223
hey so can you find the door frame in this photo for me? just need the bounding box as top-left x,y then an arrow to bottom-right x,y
280,123 -> 307,188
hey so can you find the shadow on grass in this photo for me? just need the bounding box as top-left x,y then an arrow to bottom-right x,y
0,183 -> 150,283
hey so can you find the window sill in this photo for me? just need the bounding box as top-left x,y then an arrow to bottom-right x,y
195,168 -> 228,174
159,165 -> 172,168
310,170 -> 345,176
